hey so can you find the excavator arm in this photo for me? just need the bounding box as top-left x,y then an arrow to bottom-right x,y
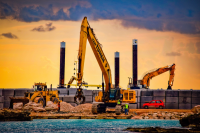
77,17 -> 112,92
67,76 -> 77,88
141,63 -> 175,89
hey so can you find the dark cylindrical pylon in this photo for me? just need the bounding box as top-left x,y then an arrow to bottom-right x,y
115,52 -> 119,88
59,41 -> 66,88
132,39 -> 138,87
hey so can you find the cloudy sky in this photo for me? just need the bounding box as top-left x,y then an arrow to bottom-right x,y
0,0 -> 200,90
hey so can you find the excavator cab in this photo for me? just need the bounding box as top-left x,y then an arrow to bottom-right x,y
109,88 -> 121,100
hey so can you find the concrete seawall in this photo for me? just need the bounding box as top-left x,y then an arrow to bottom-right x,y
0,88 -> 199,109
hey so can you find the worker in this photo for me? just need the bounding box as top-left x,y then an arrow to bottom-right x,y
117,99 -> 121,105
125,103 -> 129,115
58,101 -> 60,112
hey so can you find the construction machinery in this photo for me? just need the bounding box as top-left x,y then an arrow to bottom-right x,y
10,83 -> 61,108
139,63 -> 176,89
70,16 -> 136,114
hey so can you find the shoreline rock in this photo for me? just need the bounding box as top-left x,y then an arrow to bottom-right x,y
0,109 -> 32,121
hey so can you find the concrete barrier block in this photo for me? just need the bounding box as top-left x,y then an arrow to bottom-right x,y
2,89 -> 15,96
165,91 -> 178,97
0,89 -> 2,96
57,89 -> 68,94
179,104 -> 191,109
153,90 -> 165,97
141,96 -> 152,103
92,90 -> 100,95
68,88 -> 77,95
4,96 -> 13,101
0,96 -> 4,103
179,91 -> 191,97
140,102 -> 146,108
14,90 -> 28,96
85,95 -> 93,103
165,103 -> 178,109
135,96 -> 140,103
136,90 -> 142,96
59,97 -> 63,101
4,101 -> 10,108
192,91 -> 200,97
153,96 -> 165,102
166,97 -> 178,103
83,90 -> 92,96
141,91 -> 153,96
179,97 -> 191,104
63,95 -> 74,103
136,102 -> 140,109
59,95 -> 66,97
27,89 -> 34,92
0,103 -> 3,109
129,104 -> 137,109
192,98 -> 200,104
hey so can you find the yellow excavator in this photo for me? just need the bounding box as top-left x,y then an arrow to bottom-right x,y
140,63 -> 175,89
71,16 -> 136,114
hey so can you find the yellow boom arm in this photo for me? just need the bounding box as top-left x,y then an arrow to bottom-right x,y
77,17 -> 112,92
141,63 -> 175,89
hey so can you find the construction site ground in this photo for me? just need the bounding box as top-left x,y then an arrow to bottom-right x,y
30,109 -> 193,119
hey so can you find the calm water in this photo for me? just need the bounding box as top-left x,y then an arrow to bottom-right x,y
0,119 -> 181,133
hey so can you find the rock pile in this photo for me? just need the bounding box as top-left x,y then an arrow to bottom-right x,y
191,105 -> 200,114
0,109 -> 32,121
13,102 -> 23,110
24,102 -> 45,112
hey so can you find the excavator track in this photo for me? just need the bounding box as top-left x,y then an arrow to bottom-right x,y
92,103 -> 98,114
115,105 -> 122,115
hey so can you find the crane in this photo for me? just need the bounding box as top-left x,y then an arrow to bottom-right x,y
140,63 -> 175,89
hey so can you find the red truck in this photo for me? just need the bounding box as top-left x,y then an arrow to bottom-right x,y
142,100 -> 165,109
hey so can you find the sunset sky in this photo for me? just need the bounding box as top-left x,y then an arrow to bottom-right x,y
0,0 -> 200,90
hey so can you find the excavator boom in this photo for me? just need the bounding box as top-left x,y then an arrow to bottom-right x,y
77,17 -> 112,92
141,63 -> 175,89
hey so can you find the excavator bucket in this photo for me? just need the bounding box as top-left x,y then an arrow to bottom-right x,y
74,88 -> 85,104
9,97 -> 29,109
